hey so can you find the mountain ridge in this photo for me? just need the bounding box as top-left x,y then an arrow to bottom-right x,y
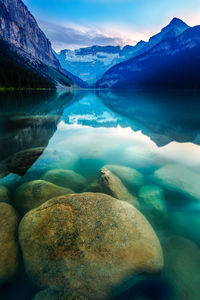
95,20 -> 200,89
56,18 -> 190,86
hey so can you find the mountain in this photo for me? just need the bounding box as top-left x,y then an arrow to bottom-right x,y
56,18 -> 189,86
134,18 -> 189,57
55,45 -> 136,85
95,20 -> 200,89
0,0 -> 60,70
0,38 -> 73,89
0,0 -> 73,88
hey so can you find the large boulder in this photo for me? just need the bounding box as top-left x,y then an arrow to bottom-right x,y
0,185 -> 10,203
139,185 -> 167,227
0,203 -> 19,284
164,236 -> 200,300
86,168 -> 139,208
42,169 -> 87,192
14,180 -> 74,215
19,193 -> 163,299
153,164 -> 200,202
33,288 -> 88,300
104,164 -> 144,191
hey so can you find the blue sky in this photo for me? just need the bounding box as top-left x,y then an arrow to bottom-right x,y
24,0 -> 200,50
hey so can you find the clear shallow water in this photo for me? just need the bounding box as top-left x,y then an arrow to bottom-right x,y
1,90 -> 200,299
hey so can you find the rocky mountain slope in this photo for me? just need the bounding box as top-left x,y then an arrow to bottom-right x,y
0,38 -> 73,89
96,19 -> 200,89
0,0 -> 60,70
0,0 -> 76,88
56,18 -> 189,86
132,18 -> 189,58
55,45 -> 138,85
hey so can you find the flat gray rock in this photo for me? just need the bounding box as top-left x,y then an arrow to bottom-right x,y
153,164 -> 200,202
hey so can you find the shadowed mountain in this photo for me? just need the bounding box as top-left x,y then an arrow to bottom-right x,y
0,38 -> 73,89
95,19 -> 200,90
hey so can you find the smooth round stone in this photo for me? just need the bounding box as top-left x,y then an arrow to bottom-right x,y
86,168 -> 139,208
104,164 -> 144,190
14,180 -> 74,215
19,193 -> 163,299
0,185 -> 10,203
139,185 -> 167,227
0,203 -> 19,284
42,169 -> 87,192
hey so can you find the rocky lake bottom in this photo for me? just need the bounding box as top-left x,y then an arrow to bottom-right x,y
0,90 -> 200,300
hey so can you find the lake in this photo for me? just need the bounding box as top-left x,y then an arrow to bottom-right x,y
0,89 -> 200,300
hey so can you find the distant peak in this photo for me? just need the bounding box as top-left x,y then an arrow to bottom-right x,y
169,17 -> 188,26
137,40 -> 147,45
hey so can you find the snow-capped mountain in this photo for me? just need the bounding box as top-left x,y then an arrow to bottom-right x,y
55,45 -> 137,85
55,18 -> 189,86
96,19 -> 200,89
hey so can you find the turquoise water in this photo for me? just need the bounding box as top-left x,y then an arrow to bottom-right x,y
1,90 -> 200,299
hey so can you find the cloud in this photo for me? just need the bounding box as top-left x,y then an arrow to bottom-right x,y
38,19 -> 138,50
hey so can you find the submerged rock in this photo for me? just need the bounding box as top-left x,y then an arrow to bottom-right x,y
14,180 -> 74,215
0,185 -> 10,203
0,203 -> 19,284
169,211 -> 200,245
33,288 -> 88,300
164,236 -> 200,300
104,164 -> 144,190
153,164 -> 200,202
42,169 -> 87,192
29,149 -> 78,178
0,147 -> 45,178
86,168 -> 139,207
139,185 -> 167,227
19,193 -> 163,299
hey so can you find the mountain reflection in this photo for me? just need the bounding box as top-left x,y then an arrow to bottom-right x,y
1,89 -> 200,180
0,91 -> 73,178
97,90 -> 200,146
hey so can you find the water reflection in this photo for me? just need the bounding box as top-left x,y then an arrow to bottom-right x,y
0,91 -> 73,177
97,89 -> 200,146
0,90 -> 200,300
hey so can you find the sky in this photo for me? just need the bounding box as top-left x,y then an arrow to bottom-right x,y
23,0 -> 200,51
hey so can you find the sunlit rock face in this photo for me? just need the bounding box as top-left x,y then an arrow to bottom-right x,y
0,0 -> 60,70
0,0 -> 74,88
